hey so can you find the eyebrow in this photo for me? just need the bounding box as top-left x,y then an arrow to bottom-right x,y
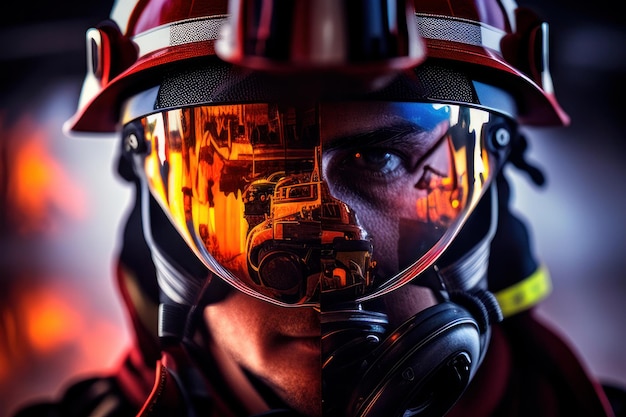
322,121 -> 430,153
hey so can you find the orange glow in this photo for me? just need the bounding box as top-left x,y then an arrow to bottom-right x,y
24,288 -> 84,353
2,280 -> 131,417
1,281 -> 130,379
3,113 -> 87,234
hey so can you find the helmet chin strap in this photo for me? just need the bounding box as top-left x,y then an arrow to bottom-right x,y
138,179 -> 197,343
436,185 -> 504,335
130,143 -> 213,344
321,185 -> 503,417
123,121 -> 233,349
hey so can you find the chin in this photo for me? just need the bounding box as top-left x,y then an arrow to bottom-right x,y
261,359 -> 322,417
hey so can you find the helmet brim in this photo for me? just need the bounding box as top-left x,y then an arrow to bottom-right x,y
65,38 -> 569,135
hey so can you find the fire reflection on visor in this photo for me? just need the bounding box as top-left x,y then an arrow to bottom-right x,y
139,102 -> 505,306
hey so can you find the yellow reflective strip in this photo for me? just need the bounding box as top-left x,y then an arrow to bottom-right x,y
494,264 -> 552,318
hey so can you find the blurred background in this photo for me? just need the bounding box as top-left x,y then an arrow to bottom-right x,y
1,1 -> 624,416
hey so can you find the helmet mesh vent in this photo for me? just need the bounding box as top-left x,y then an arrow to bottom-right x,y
417,16 -> 482,46
170,17 -> 224,46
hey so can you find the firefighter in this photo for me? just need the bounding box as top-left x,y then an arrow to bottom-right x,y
15,0 -> 623,416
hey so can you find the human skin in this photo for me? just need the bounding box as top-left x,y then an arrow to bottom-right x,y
204,290 -> 323,415
320,102 -> 451,277
203,284 -> 437,416
201,101 -> 449,415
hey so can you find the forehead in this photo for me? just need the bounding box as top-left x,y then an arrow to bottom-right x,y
319,101 -> 449,141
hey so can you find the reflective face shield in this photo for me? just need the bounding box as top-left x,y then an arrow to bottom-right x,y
129,101 -> 512,307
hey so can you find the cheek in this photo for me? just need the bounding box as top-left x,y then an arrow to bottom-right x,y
203,292 -> 321,371
325,165 -> 416,213
378,284 -> 439,329
359,210 -> 400,273
204,292 -> 273,367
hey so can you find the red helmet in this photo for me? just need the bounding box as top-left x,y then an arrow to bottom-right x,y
65,0 -> 568,134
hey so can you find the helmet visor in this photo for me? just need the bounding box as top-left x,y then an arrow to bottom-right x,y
133,101 -> 511,306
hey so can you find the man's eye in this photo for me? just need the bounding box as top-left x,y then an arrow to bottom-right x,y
349,150 -> 404,176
